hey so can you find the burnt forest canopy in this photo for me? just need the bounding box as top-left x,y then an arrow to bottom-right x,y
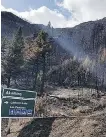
1,11 -> 106,94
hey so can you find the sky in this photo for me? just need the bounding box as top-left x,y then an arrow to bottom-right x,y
1,0 -> 106,28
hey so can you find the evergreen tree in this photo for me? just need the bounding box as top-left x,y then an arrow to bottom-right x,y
47,21 -> 52,36
1,37 -> 9,85
35,31 -> 52,94
47,21 -> 51,29
2,27 -> 24,88
25,30 -> 52,94
1,37 -> 7,56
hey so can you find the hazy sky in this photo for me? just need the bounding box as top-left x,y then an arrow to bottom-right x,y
1,0 -> 106,28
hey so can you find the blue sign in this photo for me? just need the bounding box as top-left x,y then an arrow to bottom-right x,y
9,109 -> 14,115
27,109 -> 33,116
8,108 -> 33,116
22,109 -> 27,115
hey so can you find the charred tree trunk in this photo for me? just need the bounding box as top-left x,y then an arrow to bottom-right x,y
7,76 -> 11,88
40,54 -> 46,95
33,58 -> 39,90
95,75 -> 100,98
77,71 -> 81,87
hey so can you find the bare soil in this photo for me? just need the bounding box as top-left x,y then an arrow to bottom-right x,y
1,88 -> 106,137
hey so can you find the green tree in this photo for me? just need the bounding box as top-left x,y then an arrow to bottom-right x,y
1,37 -> 9,85
35,31 -> 52,94
1,37 -> 6,56
2,27 -> 24,88
24,30 -> 52,93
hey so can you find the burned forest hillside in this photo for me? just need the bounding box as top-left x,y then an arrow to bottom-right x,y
1,11 -> 106,93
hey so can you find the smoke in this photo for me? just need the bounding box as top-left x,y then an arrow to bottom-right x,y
44,27 -> 106,87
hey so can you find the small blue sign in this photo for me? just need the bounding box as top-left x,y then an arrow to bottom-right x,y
21,109 -> 27,115
9,109 -> 14,115
15,109 -> 21,115
27,109 -> 33,116
9,109 -> 33,116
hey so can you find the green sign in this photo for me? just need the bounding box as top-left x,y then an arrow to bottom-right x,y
3,88 -> 36,99
1,88 -> 37,117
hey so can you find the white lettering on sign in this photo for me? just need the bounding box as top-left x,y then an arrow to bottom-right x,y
11,92 -> 22,96
6,91 -> 22,96
4,101 -> 8,104
11,102 -> 21,105
10,101 -> 28,105
10,106 -> 14,108
10,106 -> 26,109
14,106 -> 25,109
6,91 -> 10,95
21,102 -> 27,105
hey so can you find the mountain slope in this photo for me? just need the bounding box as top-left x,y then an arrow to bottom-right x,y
1,11 -> 106,88
2,11 -> 106,58
1,11 -> 44,38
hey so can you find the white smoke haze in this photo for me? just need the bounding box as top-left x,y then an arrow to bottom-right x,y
1,0 -> 106,28
1,2 -> 106,85
82,56 -> 92,68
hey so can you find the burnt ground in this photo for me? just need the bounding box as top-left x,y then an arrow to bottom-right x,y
18,115 -> 106,137
1,113 -> 106,137
1,88 -> 106,137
